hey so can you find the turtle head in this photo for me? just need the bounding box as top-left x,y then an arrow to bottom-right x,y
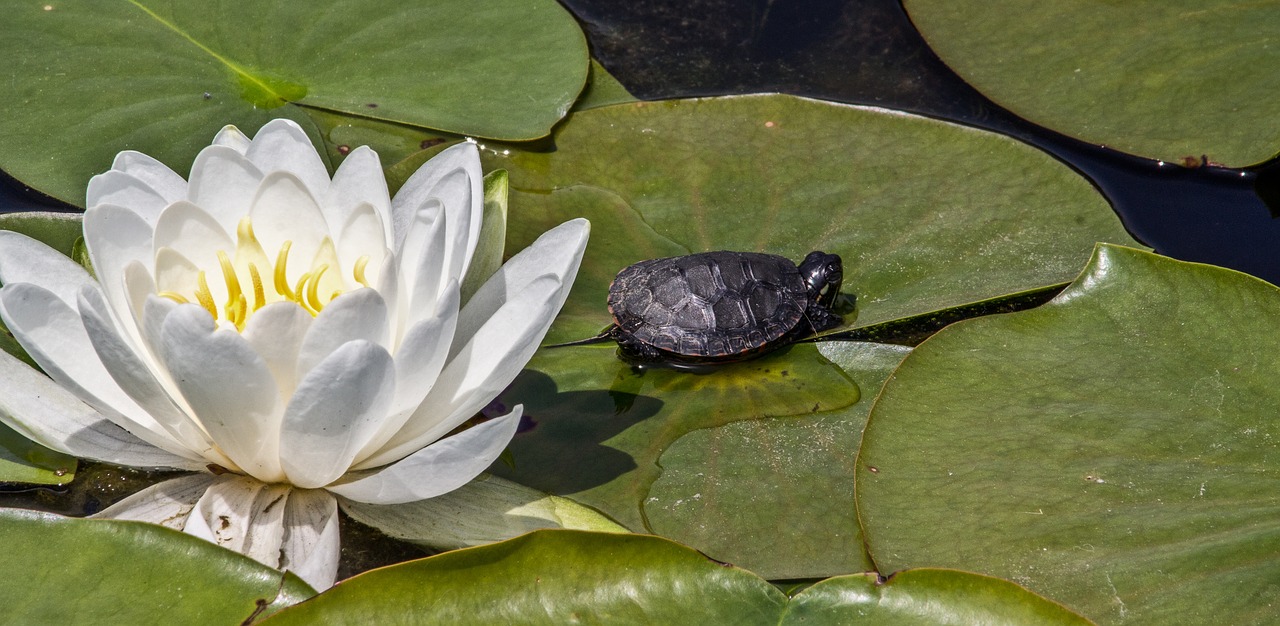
800,251 -> 842,309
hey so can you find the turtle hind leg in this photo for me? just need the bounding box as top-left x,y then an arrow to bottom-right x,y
544,325 -> 619,348
615,335 -> 669,364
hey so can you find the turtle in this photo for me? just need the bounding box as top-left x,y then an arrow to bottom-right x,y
590,250 -> 845,366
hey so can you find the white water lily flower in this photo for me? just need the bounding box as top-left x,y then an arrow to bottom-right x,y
0,119 -> 588,589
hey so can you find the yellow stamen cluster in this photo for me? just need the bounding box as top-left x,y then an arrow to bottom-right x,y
159,218 -> 371,331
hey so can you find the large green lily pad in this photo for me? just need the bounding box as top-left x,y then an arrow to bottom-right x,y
0,509 -> 314,624
903,1 -> 1280,167
490,95 -> 1140,343
262,530 -> 1090,625
643,342 -> 910,579
857,244 -> 1280,624
1,0 -> 587,204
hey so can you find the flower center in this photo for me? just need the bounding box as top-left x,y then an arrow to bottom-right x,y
158,218 -> 370,331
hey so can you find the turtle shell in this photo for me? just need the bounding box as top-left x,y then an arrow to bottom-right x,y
607,251 -> 809,358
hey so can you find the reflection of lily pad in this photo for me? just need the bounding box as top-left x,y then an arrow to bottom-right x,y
1,0 -> 587,204
0,509 -> 313,623
492,95 -> 1140,341
644,342 -> 910,579
904,0 -> 1280,167
263,530 -> 1090,624
858,244 -> 1280,624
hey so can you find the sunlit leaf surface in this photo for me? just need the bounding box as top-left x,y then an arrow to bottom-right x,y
263,531 -> 1089,625
0,0 -> 587,204
858,244 -> 1280,624
904,0 -> 1280,167
0,509 -> 314,624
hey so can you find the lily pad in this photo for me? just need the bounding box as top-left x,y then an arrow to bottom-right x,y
0,508 -> 313,624
644,341 -> 911,579
261,530 -> 1090,625
857,244 -> 1280,624
490,94 -> 1140,343
1,0 -> 587,204
491,342 -> 860,533
903,0 -> 1280,167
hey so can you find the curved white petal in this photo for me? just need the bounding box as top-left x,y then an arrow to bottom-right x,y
452,218 -> 589,353
78,287 -> 226,463
187,144 -> 264,234
92,473 -> 218,528
335,201 -> 388,290
295,288 -> 389,382
212,124 -> 252,152
326,146 -> 392,244
152,200 -> 234,272
83,204 -> 155,348
0,348 -> 204,469
158,304 -> 284,482
183,476 -> 290,568
242,302 -> 313,401
353,282 -> 460,465
85,170 -> 169,220
358,274 -> 560,468
248,171 -> 331,285
280,340 -> 395,489
329,407 -> 521,505
245,119 -> 330,201
0,283 -> 195,457
391,142 -> 482,282
280,488 -> 340,590
109,151 -> 187,205
0,231 -> 95,307
397,201 -> 448,330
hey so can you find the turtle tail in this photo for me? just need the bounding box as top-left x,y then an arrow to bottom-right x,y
543,325 -> 618,348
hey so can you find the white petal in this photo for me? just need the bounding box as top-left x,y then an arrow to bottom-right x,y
0,231 -> 95,307
248,171 -> 331,284
183,476 -> 290,567
158,304 -> 285,482
358,275 -> 560,468
452,218 -> 589,353
335,201 -> 388,290
0,283 -> 194,457
391,142 -> 482,281
110,151 -> 187,205
152,200 -> 234,272
280,340 -> 395,489
187,144 -> 264,233
0,348 -> 204,469
92,473 -> 218,528
329,407 -> 521,504
83,204 -> 155,348
353,282 -> 459,465
85,170 -> 169,219
396,201 -> 448,331
242,302 -> 312,400
280,489 -> 340,590
326,146 -> 393,244
78,287 -> 226,463
212,124 -> 252,153
245,119 -> 330,201
295,288 -> 389,382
